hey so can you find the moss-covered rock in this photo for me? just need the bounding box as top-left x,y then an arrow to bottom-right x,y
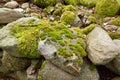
109,17 -> 120,26
88,15 -> 96,23
60,11 -> 76,25
62,5 -> 76,12
108,31 -> 120,39
33,0 -> 57,8
1,51 -> 30,72
63,0 -> 77,6
95,0 -> 119,18
78,0 -> 98,8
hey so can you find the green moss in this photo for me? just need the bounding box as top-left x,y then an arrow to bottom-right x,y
40,60 -> 48,70
77,39 -> 86,49
88,15 -> 96,23
109,17 -> 120,26
95,0 -> 119,18
81,24 -> 96,35
64,0 -> 77,6
60,11 -> 76,25
33,0 -> 56,8
53,7 -> 63,16
89,64 -> 96,71
78,0 -> 97,8
62,5 -> 76,12
108,31 -> 120,39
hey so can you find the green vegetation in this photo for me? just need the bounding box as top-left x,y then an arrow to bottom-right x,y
108,31 -> 120,39
62,5 -> 76,12
64,0 -> 77,6
78,0 -> 98,8
95,0 -> 119,18
60,11 -> 76,25
110,17 -> 120,26
33,0 -> 56,8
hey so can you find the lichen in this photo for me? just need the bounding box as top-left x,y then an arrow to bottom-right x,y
33,0 -> 57,8
95,0 -> 119,18
60,11 -> 76,25
109,17 -> 120,26
78,0 -> 97,8
108,31 -> 120,39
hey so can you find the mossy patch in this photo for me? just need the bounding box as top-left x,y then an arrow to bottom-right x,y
63,0 -> 77,6
108,31 -> 120,39
88,15 -> 96,23
109,17 -> 120,26
62,5 -> 76,13
60,11 -> 76,25
33,0 -> 56,8
95,0 -> 119,18
78,0 -> 98,8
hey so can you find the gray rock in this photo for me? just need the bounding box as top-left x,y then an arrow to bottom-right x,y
0,51 -> 30,73
39,60 -> 100,80
72,16 -> 83,27
106,40 -> 120,75
0,17 -> 40,58
87,27 -> 118,65
21,3 -> 29,9
0,8 -> 24,24
4,1 -> 19,9
39,62 -> 80,80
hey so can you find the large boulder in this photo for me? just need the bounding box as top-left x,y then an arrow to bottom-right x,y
0,17 -> 41,58
0,8 -> 24,24
106,39 -> 120,75
87,27 -> 118,65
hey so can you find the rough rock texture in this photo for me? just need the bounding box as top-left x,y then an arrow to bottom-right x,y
0,8 -> 24,24
87,27 -> 118,65
0,51 -> 30,73
4,1 -> 19,9
39,59 -> 100,80
106,40 -> 120,75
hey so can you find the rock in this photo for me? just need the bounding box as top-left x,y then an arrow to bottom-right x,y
112,77 -> 120,80
39,59 -> 100,80
0,51 -> 30,73
79,59 -> 100,80
4,1 -> 19,9
87,27 -> 118,65
0,8 -> 24,24
95,0 -> 119,17
13,8 -> 24,13
21,3 -> 29,9
0,17 -> 40,58
39,62 -> 79,80
106,40 -> 120,75
103,25 -> 118,31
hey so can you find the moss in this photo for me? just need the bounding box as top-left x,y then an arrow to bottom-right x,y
63,0 -> 77,6
78,0 -> 97,8
33,0 -> 56,8
88,15 -> 96,23
109,17 -> 120,26
95,0 -> 119,18
60,11 -> 76,25
81,24 -> 96,35
43,6 -> 54,15
77,39 -> 86,49
40,60 -> 48,70
62,5 -> 76,13
53,7 -> 63,16
89,64 -> 96,71
108,31 -> 120,39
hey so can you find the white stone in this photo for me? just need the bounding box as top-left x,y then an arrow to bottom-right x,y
87,27 -> 118,65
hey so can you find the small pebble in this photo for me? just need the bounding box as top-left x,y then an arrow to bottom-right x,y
4,1 -> 19,9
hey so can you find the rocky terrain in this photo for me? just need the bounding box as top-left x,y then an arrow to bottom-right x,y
0,0 -> 120,80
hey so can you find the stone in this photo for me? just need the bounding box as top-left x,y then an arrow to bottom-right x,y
0,51 -> 30,73
106,40 -> 120,75
39,59 -> 100,80
0,8 -> 24,24
0,17 -> 40,58
87,27 -> 118,65
39,62 -> 79,80
21,3 -> 29,9
4,1 -> 19,9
